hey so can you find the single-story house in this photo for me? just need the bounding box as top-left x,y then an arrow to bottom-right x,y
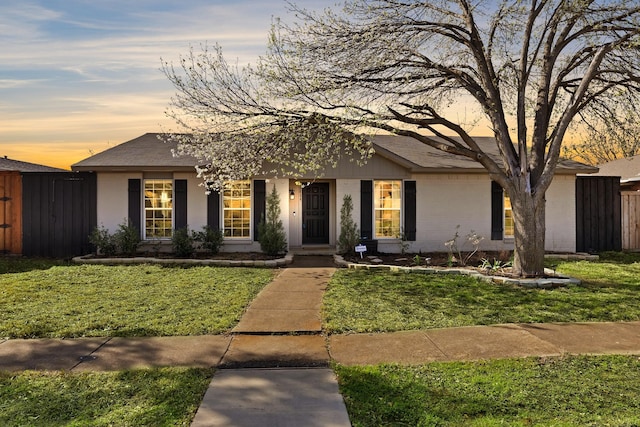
71,133 -> 597,254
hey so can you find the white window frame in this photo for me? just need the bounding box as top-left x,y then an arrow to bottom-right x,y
222,180 -> 252,239
143,179 -> 173,240
373,180 -> 402,239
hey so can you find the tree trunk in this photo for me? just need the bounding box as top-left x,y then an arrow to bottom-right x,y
510,190 -> 546,277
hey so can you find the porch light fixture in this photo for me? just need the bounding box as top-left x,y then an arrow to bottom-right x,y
289,189 -> 295,200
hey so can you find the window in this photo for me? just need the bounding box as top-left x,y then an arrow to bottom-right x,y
223,180 -> 251,238
144,179 -> 173,238
504,194 -> 514,238
374,180 -> 402,238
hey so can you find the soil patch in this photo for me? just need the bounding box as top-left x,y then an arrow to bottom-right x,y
343,251 -> 513,268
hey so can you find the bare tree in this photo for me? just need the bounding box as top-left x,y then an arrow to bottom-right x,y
564,92 -> 640,165
162,0 -> 640,277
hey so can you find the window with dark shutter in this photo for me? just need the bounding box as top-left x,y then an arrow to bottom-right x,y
253,180 -> 266,241
174,180 -> 187,230
491,181 -> 504,240
207,190 -> 220,231
360,180 -> 373,240
127,179 -> 141,236
404,181 -> 416,241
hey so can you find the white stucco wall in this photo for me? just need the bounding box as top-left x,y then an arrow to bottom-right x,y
409,174 -> 496,253
545,174 -> 576,252
397,173 -> 576,254
96,172 -> 139,232
96,171 -> 577,254
335,179 -> 362,240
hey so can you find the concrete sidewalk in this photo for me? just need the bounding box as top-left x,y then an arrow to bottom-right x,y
3,321 -> 640,372
2,256 -> 640,426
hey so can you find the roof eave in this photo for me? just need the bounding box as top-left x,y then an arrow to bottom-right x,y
72,165 -> 198,173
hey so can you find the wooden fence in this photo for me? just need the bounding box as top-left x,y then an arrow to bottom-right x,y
0,172 -> 22,254
622,191 -> 640,251
575,176 -> 622,253
22,172 -> 96,258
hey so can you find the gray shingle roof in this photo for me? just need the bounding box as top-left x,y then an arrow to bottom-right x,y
371,135 -> 597,174
71,133 -> 198,171
592,155 -> 640,182
0,156 -> 66,172
71,132 -> 597,175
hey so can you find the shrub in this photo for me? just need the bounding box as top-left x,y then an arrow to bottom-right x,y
114,219 -> 140,256
258,185 -> 287,256
172,226 -> 195,258
89,225 -> 117,256
338,194 -> 359,255
193,226 -> 224,255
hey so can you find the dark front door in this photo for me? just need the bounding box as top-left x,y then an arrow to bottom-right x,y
302,183 -> 329,244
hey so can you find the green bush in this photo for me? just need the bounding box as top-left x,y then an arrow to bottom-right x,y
258,185 -> 287,256
193,226 -> 224,255
172,227 -> 195,258
89,225 -> 117,256
338,194 -> 359,255
114,219 -> 140,256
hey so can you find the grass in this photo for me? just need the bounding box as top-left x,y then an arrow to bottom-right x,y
335,355 -> 640,426
323,256 -> 640,333
3,254 -> 640,426
0,262 -> 274,338
0,367 -> 214,426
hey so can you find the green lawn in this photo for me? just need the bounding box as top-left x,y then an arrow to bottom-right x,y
0,262 -> 274,338
0,368 -> 213,426
336,355 -> 640,426
322,257 -> 640,333
3,255 -> 640,426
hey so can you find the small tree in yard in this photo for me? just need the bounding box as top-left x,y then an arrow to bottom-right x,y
338,194 -> 359,255
162,0 -> 640,277
258,185 -> 287,256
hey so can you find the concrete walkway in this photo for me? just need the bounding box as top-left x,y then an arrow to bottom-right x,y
2,255 -> 640,426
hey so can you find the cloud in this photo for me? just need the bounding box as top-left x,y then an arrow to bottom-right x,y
0,0 -> 337,167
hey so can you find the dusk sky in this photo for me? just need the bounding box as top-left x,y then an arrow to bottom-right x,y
1,0 -> 336,169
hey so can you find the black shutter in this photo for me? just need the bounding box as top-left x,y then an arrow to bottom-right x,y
491,181 -> 504,240
404,181 -> 417,241
253,180 -> 266,241
128,179 -> 141,236
207,190 -> 220,231
360,180 -> 373,240
174,179 -> 187,230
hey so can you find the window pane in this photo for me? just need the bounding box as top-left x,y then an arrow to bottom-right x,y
504,195 -> 514,238
223,180 -> 252,239
144,179 -> 174,239
374,180 -> 402,238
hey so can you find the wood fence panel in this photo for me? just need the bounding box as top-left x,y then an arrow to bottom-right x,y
575,176 -> 622,253
622,191 -> 640,250
0,172 -> 22,254
22,172 -> 96,258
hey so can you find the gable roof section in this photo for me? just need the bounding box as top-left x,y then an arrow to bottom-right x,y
0,156 -> 66,172
72,132 -> 597,175
72,133 -> 198,172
